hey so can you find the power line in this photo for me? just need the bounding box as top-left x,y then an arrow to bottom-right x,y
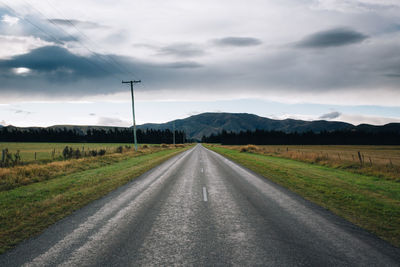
46,0 -> 138,78
43,0 -> 149,90
41,0 -> 144,83
1,0 -> 119,79
2,0 -> 147,91
44,0 -> 148,88
17,0 -> 124,81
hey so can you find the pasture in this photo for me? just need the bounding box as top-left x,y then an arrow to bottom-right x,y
219,145 -> 400,180
0,142 -> 138,162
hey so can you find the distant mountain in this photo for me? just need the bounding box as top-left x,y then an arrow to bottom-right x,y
138,112 -> 400,140
2,112 -> 400,141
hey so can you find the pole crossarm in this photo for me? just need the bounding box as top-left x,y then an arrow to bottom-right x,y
122,80 -> 141,151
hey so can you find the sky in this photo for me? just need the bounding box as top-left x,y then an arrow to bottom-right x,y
0,0 -> 399,127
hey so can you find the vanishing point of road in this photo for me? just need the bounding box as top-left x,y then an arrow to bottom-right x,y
1,144 -> 399,266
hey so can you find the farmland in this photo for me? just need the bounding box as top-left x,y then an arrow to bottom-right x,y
0,142 -> 139,162
217,145 -> 400,181
205,144 -> 400,247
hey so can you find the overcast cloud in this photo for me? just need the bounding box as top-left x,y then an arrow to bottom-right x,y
319,111 -> 342,120
0,0 -> 399,126
296,28 -> 368,48
213,37 -> 262,47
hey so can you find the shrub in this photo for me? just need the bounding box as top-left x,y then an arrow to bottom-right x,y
116,146 -> 123,153
240,145 -> 258,153
98,149 -> 106,156
73,148 -> 81,159
13,150 -> 21,165
1,148 -> 13,167
161,144 -> 169,148
62,146 -> 73,159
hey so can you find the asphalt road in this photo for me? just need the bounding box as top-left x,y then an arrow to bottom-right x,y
1,144 -> 399,266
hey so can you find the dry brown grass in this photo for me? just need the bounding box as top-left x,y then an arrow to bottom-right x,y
220,145 -> 400,181
0,145 -> 178,191
174,144 -> 185,148
239,144 -> 258,153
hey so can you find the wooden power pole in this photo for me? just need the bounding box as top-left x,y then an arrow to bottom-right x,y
122,80 -> 141,151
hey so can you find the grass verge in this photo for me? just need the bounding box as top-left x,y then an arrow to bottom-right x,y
221,144 -> 400,181
205,144 -> 400,247
0,145 -> 191,254
0,145 -> 179,191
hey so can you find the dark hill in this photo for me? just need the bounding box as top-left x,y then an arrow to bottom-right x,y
138,112 -> 400,140
137,112 -> 392,140
2,113 -> 400,141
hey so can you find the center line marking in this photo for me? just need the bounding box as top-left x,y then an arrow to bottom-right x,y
201,168 -> 204,173
203,187 -> 208,202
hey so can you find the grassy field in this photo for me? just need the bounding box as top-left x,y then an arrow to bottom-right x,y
0,142 -> 144,162
205,145 -> 400,247
221,145 -> 400,181
0,144 -> 192,254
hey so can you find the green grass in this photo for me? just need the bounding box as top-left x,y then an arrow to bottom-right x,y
0,146 -> 191,254
205,145 -> 400,247
0,142 -> 144,162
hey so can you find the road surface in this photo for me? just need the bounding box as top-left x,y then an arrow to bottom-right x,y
1,144 -> 399,266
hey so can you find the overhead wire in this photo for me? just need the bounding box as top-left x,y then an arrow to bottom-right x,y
17,0 -> 126,81
43,0 -> 145,84
1,0 -> 148,90
1,0 -> 120,80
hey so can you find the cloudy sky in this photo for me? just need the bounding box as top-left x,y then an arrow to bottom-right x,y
0,0 -> 399,127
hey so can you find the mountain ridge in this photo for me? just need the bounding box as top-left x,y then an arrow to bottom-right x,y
138,112 -> 400,140
2,112 -> 400,141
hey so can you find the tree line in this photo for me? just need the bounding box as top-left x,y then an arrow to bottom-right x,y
201,129 -> 400,145
0,127 -> 186,144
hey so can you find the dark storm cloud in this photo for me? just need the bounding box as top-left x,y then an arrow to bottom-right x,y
213,37 -> 262,47
0,46 -> 106,77
157,43 -> 205,57
0,45 -> 206,97
0,45 -> 204,78
319,111 -> 341,120
296,28 -> 368,48
48,19 -> 105,29
385,73 -> 400,78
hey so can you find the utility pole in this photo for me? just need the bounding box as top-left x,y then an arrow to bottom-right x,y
122,80 -> 141,151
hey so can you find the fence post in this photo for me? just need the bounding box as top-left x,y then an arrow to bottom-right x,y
35,152 -> 37,161
357,151 -> 363,166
